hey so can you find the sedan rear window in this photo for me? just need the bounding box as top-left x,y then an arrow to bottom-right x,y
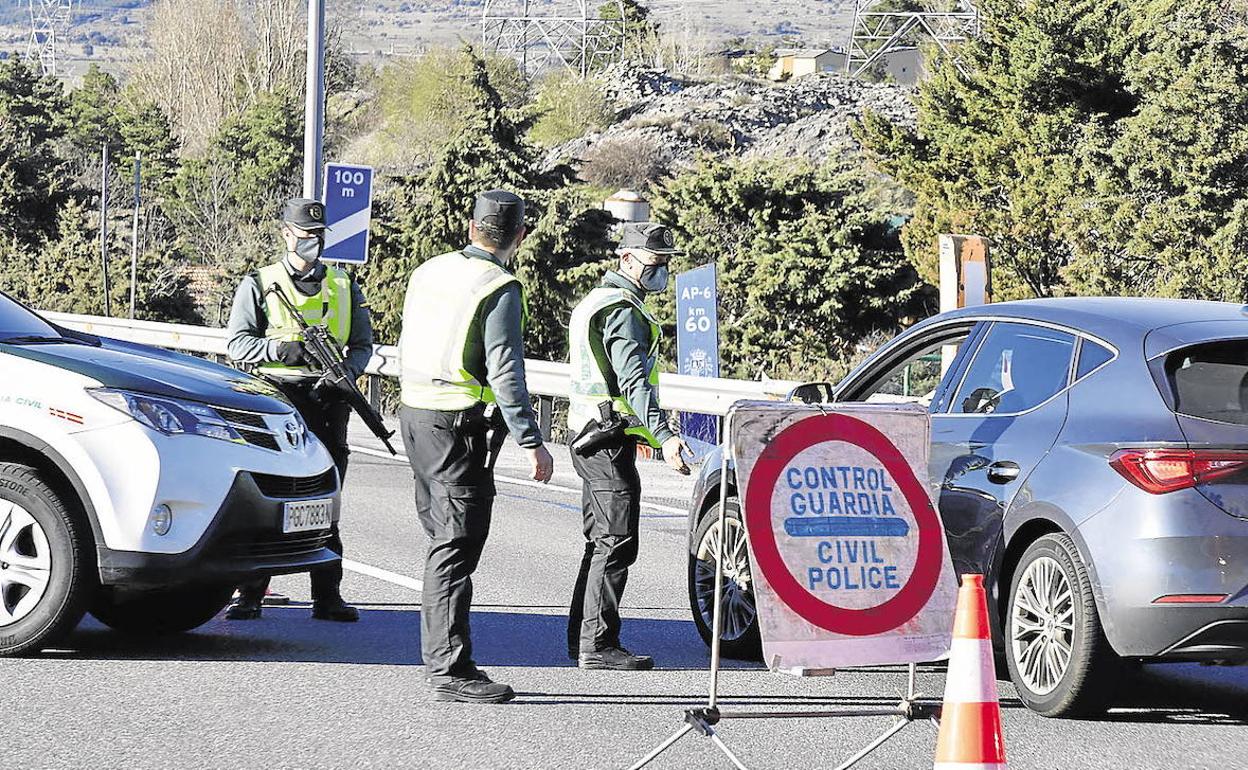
1167,340 -> 1248,426
1076,341 -> 1115,379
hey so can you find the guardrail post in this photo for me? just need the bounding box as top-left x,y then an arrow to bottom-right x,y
537,395 -> 554,443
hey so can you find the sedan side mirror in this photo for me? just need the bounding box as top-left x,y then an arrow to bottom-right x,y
788,382 -> 835,404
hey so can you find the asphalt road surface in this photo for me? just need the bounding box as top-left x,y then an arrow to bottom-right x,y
4,431 -> 1248,770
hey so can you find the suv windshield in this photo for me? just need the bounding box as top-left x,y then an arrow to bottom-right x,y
0,293 -> 62,342
1166,340 -> 1248,426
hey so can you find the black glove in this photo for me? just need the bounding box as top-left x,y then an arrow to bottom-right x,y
275,340 -> 309,366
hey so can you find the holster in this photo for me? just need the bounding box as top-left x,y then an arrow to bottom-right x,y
572,401 -> 628,458
483,404 -> 509,471
454,402 -> 490,432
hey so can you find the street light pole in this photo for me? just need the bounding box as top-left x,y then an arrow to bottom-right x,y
100,142 -> 111,318
302,0 -> 326,200
130,152 -> 141,320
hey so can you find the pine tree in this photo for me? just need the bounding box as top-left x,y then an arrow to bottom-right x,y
0,60 -> 73,247
859,0 -> 1248,301
516,186 -> 617,361
651,156 -> 932,380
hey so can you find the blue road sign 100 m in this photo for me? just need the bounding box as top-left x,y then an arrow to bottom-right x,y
322,163 -> 374,265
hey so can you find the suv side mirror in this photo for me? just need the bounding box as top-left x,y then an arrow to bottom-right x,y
788,382 -> 835,404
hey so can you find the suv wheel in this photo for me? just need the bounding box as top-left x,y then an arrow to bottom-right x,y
92,584 -> 235,636
1005,533 -> 1121,716
0,462 -> 93,656
688,500 -> 761,660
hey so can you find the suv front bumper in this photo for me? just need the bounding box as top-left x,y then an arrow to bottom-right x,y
97,469 -> 341,590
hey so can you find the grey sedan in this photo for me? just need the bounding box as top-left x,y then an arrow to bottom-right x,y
686,298 -> 1248,717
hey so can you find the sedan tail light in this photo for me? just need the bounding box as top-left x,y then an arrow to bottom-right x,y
1109,449 -> 1248,494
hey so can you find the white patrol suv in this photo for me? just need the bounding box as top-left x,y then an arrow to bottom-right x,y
0,291 -> 340,655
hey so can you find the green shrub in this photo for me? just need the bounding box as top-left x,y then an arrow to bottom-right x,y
370,47 -> 530,170
529,72 -> 615,147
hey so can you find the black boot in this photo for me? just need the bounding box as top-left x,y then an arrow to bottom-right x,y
311,595 -> 360,622
225,595 -> 262,621
430,670 -> 515,704
578,647 -> 654,671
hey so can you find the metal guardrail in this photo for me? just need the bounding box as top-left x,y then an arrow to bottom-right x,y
43,313 -> 799,417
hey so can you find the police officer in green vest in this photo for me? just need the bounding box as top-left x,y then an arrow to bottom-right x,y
566,222 -> 691,671
399,190 -> 554,704
223,197 -> 374,623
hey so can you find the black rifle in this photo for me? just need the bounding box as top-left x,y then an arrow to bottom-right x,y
265,283 -> 398,455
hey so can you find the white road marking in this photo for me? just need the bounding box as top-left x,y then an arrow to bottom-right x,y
342,559 -> 423,592
348,443 -> 688,516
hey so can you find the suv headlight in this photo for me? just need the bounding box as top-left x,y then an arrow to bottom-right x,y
88,388 -> 244,443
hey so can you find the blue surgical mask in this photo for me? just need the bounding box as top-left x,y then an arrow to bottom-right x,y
640,264 -> 669,293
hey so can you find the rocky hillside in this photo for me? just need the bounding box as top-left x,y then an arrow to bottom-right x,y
547,63 -> 917,180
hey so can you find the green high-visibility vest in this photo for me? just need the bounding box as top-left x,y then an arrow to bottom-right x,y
567,286 -> 663,448
256,261 -> 352,381
399,250 -> 526,411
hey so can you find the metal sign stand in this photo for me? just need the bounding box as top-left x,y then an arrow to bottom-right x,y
627,404 -> 943,770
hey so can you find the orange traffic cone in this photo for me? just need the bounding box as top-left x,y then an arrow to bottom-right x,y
934,574 -> 1007,770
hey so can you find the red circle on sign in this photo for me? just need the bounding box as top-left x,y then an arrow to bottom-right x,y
744,413 -> 942,637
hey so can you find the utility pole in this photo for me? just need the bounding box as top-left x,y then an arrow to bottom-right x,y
303,0 -> 327,199
130,153 -> 142,320
100,143 -> 111,318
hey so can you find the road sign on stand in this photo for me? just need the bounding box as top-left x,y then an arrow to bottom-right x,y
626,400 -> 955,769
322,163 -> 374,265
733,401 -> 957,671
675,264 -> 720,459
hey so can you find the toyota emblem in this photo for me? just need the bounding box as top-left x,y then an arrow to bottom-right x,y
284,419 -> 305,449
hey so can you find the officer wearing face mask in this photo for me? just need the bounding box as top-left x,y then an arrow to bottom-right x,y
223,197 -> 374,623
565,222 -> 692,672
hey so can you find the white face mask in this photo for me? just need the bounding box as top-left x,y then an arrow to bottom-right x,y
293,235 -> 323,264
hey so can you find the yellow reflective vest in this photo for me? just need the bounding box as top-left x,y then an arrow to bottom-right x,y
567,286 -> 663,448
399,250 -> 525,411
256,261 -> 352,381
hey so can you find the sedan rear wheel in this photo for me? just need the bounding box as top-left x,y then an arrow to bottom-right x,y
1011,555 -> 1075,695
687,500 -> 761,660
1005,533 -> 1120,717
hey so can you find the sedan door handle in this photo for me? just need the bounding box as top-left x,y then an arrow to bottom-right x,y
987,461 -> 1021,484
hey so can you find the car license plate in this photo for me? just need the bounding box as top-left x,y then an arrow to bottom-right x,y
283,498 -> 333,534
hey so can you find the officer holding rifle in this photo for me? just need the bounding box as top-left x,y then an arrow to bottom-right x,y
224,197 -> 376,623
